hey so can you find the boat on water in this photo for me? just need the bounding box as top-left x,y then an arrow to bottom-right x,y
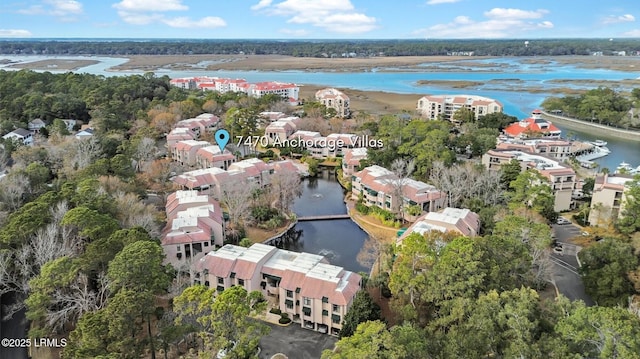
591,140 -> 608,147
615,161 -> 639,174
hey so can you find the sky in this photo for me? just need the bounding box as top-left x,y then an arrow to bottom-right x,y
1,0 -> 640,39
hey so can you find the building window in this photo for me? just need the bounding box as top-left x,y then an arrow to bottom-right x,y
176,245 -> 181,252
218,277 -> 224,284
332,304 -> 339,312
230,272 -> 236,279
238,279 -> 245,286
303,307 -> 311,316
332,314 -> 341,324
322,309 -> 328,316
322,296 -> 328,303
204,242 -> 209,247
303,297 -> 311,306
295,287 -> 301,294
217,285 -> 224,292
285,299 -> 294,309
286,290 -> 293,298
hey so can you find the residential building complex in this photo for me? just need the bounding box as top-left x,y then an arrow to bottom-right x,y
170,77 -> 299,104
589,173 -> 635,226
315,88 -> 350,118
397,207 -> 481,245
416,94 -> 502,122
351,165 -> 446,218
503,110 -> 561,139
482,149 -> 577,212
173,158 -> 300,198
162,190 -> 225,268
194,243 -> 362,336
342,148 -> 368,178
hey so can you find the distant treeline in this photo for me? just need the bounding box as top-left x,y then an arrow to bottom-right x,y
1,39 -> 640,57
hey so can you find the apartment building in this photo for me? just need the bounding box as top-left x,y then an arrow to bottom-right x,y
194,243 -> 362,336
172,140 -> 211,167
342,148 -> 368,178
167,127 -> 197,149
503,110 -> 561,139
195,145 -> 236,170
416,94 -> 502,122
589,173 -> 635,226
265,119 -> 299,144
495,138 -> 577,161
315,88 -> 350,118
351,165 -> 446,217
397,207 -> 481,245
173,158 -> 300,198
482,149 -> 576,212
162,190 -> 225,268
174,113 -> 220,139
248,82 -> 299,104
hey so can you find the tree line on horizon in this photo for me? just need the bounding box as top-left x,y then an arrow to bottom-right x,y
1,38 -> 640,57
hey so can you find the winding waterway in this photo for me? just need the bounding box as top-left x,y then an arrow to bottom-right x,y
278,169 -> 369,274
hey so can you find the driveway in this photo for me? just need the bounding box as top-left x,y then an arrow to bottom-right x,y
550,223 -> 595,306
259,323 -> 337,359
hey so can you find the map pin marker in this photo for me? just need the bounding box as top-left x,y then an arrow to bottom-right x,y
214,129 -> 230,153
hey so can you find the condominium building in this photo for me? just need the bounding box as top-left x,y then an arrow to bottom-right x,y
173,158 -> 300,198
342,148 -> 368,178
162,190 -> 225,268
351,165 -> 446,218
194,243 -> 362,336
171,140 -> 211,167
315,88 -> 350,118
166,127 -> 197,149
416,94 -> 502,123
589,174 -> 635,226
194,145 -> 236,170
503,110 -> 561,139
482,149 -> 577,212
174,114 -> 220,139
397,207 -> 481,245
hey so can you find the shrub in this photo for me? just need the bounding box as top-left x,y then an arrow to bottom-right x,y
279,317 -> 291,324
270,308 -> 282,315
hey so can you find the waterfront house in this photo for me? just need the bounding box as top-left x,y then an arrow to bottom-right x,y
503,110 -> 561,139
315,88 -> 350,118
397,207 -> 481,245
482,149 -> 576,212
193,243 -> 362,336
162,190 -> 225,268
416,94 -> 502,123
351,165 -> 446,217
588,173 -> 635,226
2,128 -> 34,146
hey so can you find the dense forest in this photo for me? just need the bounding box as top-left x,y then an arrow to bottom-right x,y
1,38 -> 640,57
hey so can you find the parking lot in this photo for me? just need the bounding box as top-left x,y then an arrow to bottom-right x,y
259,322 -> 338,359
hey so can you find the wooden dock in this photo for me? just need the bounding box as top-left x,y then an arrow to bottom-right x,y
297,214 -> 351,221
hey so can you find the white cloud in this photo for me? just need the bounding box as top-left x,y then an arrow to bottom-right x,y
112,0 -> 226,29
622,29 -> 640,37
116,11 -> 163,25
112,0 -> 187,12
603,14 -> 635,24
484,8 -> 548,20
253,0 -> 377,34
416,7 -> 554,38
426,0 -> 461,4
163,16 -> 226,29
251,0 -> 273,11
17,1 -> 83,20
0,29 -> 33,37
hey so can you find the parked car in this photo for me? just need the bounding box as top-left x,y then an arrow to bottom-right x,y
556,217 -> 570,225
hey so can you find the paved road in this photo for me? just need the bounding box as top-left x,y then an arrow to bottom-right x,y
259,322 -> 337,359
549,221 -> 595,305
